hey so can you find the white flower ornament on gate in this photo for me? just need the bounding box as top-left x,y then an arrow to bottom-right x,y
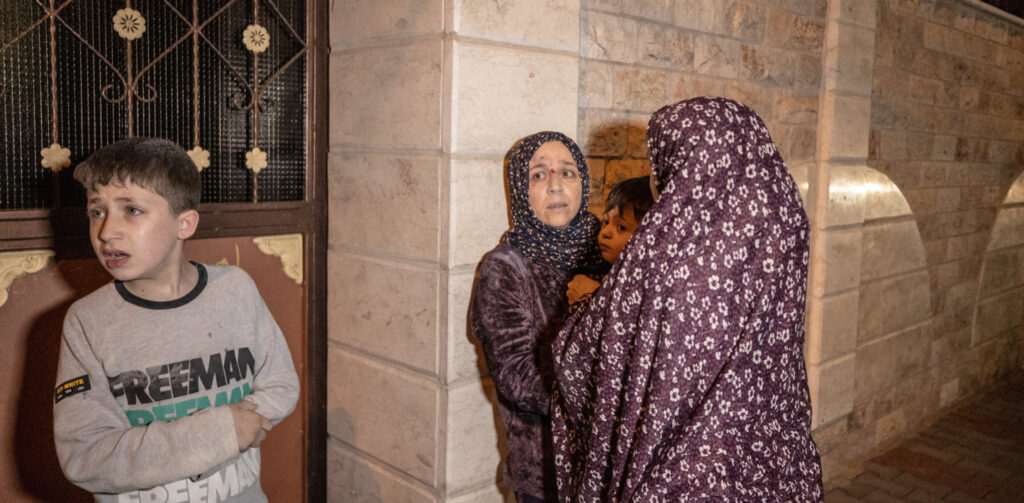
113,8 -> 146,40
187,146 -> 210,171
243,24 -> 270,53
40,143 -> 71,172
246,147 -> 267,173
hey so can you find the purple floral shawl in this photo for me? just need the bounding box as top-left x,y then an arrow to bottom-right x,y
552,97 -> 822,502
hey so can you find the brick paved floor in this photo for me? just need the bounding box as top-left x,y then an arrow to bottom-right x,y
825,372 -> 1024,502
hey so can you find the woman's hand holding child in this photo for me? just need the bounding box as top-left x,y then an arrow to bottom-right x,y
567,274 -> 600,305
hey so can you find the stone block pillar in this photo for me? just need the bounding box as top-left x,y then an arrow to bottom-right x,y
327,1 -> 581,501
805,0 -> 877,435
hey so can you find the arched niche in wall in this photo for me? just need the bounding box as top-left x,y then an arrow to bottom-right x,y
973,173 -> 1024,371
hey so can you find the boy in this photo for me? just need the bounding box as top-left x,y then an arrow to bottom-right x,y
53,138 -> 299,503
568,176 -> 655,303
598,176 -> 654,264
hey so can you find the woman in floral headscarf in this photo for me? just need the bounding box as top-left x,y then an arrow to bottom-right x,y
471,132 -> 606,502
552,98 -> 823,502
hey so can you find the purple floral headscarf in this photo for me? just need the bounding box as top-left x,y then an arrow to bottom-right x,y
552,97 -> 822,501
504,131 -> 606,274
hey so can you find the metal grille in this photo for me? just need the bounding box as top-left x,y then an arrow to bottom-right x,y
1,0 -> 307,210
981,0 -> 1024,20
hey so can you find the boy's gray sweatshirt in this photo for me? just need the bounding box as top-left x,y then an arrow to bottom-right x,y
53,264 -> 299,503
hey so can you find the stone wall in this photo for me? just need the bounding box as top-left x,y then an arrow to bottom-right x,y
808,0 -> 1024,479
578,0 -> 827,211
326,0 -> 1024,500
327,1 -> 581,501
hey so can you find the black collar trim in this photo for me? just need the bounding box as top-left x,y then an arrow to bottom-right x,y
115,262 -> 207,310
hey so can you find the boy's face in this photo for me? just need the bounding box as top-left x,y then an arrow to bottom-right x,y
599,204 -> 640,263
527,141 -> 582,229
86,179 -> 197,287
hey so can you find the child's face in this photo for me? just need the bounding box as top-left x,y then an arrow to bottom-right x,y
527,141 -> 582,229
599,204 -> 640,263
86,179 -> 195,287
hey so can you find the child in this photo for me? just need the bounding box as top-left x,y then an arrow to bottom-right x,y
567,176 -> 654,304
53,137 -> 299,502
598,176 -> 654,264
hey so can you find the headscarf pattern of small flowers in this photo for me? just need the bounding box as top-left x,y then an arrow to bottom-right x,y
552,97 -> 823,501
504,131 -> 605,274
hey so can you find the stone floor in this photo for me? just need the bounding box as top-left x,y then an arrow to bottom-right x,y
824,372 -> 1024,503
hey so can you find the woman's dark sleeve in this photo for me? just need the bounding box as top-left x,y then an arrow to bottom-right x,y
471,256 -> 550,416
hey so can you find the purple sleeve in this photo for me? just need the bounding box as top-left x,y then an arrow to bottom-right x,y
471,255 -> 550,416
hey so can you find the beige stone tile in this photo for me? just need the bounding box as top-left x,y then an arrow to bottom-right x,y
453,42 -> 578,153
787,162 -> 810,209
729,2 -> 768,42
765,9 -> 825,53
579,108 -> 630,157
581,61 -> 614,109
836,0 -> 876,27
328,252 -> 439,373
861,220 -> 926,281
327,348 -> 439,484
775,93 -> 818,126
451,157 -> 511,267
938,378 -> 959,407
806,290 -> 858,364
819,94 -> 871,160
582,11 -> 638,63
329,153 -> 440,261
825,164 -> 866,228
795,53 -> 822,92
446,380 -> 505,490
862,167 -> 912,221
447,484 -> 507,503
774,125 -> 816,163
330,42 -> 442,149
668,73 -> 726,102
858,271 -> 932,342
807,354 -> 855,428
638,22 -> 694,70
623,0 -> 673,21
453,0 -> 579,51
740,44 -> 796,87
824,22 -> 875,96
820,228 -> 862,295
611,68 -> 667,112
931,134 -> 957,161
978,249 -> 1024,298
673,0 -> 730,35
693,34 -> 741,79
1004,173 -> 1024,204
922,21 -> 963,56
723,81 -> 776,123
449,271 -> 489,382
327,441 -> 434,503
855,324 -> 931,400
329,0 -> 442,50
972,288 -> 1024,345
987,206 -> 1024,250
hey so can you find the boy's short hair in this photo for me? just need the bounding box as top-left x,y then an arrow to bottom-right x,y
604,176 -> 654,222
74,137 -> 201,214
